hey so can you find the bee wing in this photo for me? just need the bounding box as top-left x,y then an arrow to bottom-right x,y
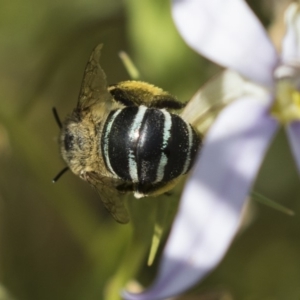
181,69 -> 247,135
94,183 -> 130,224
77,44 -> 112,110
87,172 -> 130,224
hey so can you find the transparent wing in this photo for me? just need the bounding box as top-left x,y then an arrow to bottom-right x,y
180,69 -> 247,134
87,172 -> 130,224
77,44 -> 112,110
94,183 -> 130,224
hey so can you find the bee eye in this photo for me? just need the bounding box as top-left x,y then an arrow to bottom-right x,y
64,132 -> 74,151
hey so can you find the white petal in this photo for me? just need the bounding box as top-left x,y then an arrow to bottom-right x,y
181,69 -> 270,134
123,97 -> 278,300
286,121 -> 300,174
172,0 -> 279,87
281,3 -> 300,63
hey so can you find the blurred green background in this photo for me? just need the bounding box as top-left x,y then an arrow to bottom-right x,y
0,0 -> 300,299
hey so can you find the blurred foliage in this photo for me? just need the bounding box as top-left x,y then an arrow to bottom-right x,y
0,0 -> 300,299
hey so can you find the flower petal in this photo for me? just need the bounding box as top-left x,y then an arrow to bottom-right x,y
286,121 -> 300,173
123,97 -> 278,300
172,0 -> 279,87
181,69 -> 270,134
281,3 -> 300,63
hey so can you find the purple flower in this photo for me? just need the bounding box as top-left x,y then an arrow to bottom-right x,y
123,1 -> 300,299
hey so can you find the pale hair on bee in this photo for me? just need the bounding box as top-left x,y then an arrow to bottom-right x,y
53,44 -> 201,224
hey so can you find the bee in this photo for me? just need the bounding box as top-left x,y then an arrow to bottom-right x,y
53,44 -> 201,224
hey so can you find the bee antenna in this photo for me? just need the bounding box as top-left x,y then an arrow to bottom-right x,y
52,167 -> 69,183
52,107 -> 62,129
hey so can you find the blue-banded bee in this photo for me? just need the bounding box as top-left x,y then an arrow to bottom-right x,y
54,44 -> 201,224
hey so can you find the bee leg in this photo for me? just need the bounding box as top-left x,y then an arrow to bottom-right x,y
116,182 -> 135,193
164,191 -> 173,196
150,96 -> 186,110
134,180 -> 178,198
108,86 -> 136,106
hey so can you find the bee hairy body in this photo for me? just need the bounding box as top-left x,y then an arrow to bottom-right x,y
57,44 -> 201,223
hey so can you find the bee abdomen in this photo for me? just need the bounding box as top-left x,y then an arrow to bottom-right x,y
101,105 -> 200,194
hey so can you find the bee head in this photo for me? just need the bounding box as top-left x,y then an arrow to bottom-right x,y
60,113 -> 97,178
